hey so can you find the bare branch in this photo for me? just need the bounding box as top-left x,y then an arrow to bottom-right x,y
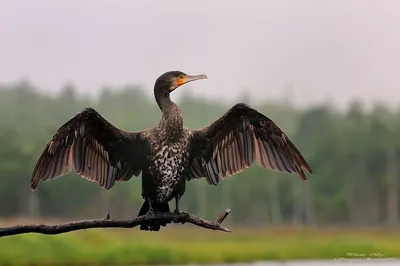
0,210 -> 231,238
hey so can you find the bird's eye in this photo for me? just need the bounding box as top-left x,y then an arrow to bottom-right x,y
179,75 -> 183,79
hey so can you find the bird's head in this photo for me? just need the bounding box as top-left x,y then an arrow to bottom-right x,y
155,71 -> 208,94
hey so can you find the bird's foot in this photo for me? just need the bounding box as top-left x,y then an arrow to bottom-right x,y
172,209 -> 187,224
145,210 -> 155,216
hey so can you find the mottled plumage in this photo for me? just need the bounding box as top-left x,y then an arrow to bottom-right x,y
31,70 -> 313,232
142,104 -> 190,204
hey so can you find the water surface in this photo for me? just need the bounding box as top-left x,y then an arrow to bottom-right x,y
202,260 -> 400,266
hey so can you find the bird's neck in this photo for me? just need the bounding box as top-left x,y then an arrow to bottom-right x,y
156,91 -> 172,112
155,92 -> 184,136
161,101 -> 183,131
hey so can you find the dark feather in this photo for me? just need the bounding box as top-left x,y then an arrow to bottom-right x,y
31,108 -> 147,190
187,103 -> 312,185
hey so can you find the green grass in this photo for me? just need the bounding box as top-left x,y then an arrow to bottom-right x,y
0,222 -> 399,265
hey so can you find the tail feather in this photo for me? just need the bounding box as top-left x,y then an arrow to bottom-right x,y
138,200 -> 170,231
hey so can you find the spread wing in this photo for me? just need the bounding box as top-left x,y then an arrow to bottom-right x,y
186,103 -> 312,185
31,108 -> 148,190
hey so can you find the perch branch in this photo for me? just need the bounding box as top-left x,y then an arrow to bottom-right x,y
0,209 -> 231,238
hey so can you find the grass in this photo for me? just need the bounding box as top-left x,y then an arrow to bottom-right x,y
0,218 -> 399,265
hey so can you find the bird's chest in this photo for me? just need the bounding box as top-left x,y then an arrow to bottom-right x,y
151,144 -> 187,178
148,141 -> 189,200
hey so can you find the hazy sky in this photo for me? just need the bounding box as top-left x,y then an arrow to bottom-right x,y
1,0 -> 399,108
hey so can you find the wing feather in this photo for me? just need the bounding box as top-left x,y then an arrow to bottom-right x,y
31,108 -> 147,190
186,103 -> 312,185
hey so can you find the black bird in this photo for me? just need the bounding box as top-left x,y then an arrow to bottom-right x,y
31,71 -> 312,231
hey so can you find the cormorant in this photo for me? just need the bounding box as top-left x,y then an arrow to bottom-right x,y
31,71 -> 312,231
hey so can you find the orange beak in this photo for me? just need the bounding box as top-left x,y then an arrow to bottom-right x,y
176,74 -> 207,86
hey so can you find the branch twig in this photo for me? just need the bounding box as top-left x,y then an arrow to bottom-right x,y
0,209 -> 231,238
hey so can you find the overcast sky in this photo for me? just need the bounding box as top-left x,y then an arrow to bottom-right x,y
1,0 -> 399,108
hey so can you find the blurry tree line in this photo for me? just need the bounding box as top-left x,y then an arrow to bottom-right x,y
0,80 -> 400,228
